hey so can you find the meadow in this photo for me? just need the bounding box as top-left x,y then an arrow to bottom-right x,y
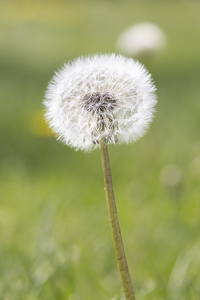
0,1 -> 200,299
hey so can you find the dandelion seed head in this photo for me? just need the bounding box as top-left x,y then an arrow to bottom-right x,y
44,54 -> 157,151
117,22 -> 166,58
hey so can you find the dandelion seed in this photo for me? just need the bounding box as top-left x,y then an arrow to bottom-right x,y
44,54 -> 157,151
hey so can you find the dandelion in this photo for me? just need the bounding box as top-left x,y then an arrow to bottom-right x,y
44,54 -> 156,151
44,54 -> 157,300
116,22 -> 166,59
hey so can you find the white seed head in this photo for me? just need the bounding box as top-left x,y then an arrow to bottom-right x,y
116,22 -> 166,57
44,54 -> 157,151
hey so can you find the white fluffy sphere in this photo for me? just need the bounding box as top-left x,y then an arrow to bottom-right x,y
117,22 -> 166,57
44,54 -> 157,151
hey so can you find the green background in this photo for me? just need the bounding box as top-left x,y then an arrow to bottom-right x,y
0,0 -> 200,299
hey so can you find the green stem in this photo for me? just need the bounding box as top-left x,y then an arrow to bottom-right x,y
99,138 -> 136,300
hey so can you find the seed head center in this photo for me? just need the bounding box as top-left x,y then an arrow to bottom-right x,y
82,92 -> 116,115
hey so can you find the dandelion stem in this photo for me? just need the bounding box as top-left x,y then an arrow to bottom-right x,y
99,138 -> 136,300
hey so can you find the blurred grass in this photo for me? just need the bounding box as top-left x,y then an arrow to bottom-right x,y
1,0 -> 200,299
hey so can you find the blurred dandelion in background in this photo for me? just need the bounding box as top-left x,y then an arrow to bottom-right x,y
116,22 -> 166,61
